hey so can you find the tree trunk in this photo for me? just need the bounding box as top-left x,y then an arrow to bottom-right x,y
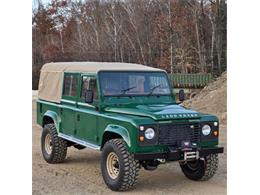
194,10 -> 202,71
208,12 -> 215,72
168,0 -> 173,74
122,3 -> 146,64
112,5 -> 117,61
59,31 -> 64,53
215,0 -> 223,74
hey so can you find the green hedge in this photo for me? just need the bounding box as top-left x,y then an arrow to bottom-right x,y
168,73 -> 212,88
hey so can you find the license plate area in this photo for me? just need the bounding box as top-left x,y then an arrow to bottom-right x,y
184,151 -> 199,161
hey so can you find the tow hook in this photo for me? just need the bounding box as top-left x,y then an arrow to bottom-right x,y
157,158 -> 166,164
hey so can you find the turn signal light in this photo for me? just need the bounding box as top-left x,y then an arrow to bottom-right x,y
213,131 -> 218,136
139,136 -> 144,142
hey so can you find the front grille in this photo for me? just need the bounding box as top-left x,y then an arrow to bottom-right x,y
158,123 -> 200,146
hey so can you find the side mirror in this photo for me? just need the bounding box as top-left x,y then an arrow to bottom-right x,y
178,89 -> 185,102
85,90 -> 94,104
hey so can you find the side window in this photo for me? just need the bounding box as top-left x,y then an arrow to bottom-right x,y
63,74 -> 78,97
81,76 -> 97,100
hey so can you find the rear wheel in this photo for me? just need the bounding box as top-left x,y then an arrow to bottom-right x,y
101,139 -> 140,191
180,154 -> 218,181
41,123 -> 67,163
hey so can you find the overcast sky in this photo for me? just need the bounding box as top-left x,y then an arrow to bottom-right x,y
32,0 -> 52,9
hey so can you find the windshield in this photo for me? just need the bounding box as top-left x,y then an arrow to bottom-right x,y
99,71 -> 171,96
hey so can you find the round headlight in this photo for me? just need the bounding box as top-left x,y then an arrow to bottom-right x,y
202,125 -> 211,136
144,128 -> 155,139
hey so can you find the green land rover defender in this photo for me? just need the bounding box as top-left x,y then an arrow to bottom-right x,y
36,62 -> 224,191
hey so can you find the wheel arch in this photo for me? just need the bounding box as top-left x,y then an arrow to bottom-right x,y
42,110 -> 61,132
101,125 -> 131,149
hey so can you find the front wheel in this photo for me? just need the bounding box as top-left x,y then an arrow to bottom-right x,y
101,139 -> 140,191
180,154 -> 218,181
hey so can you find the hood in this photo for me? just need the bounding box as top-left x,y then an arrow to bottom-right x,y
104,104 -> 200,121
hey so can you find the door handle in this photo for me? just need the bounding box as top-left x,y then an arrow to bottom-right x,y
77,114 -> 80,121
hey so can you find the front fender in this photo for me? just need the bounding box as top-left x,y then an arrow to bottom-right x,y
43,110 -> 61,132
104,124 -> 131,148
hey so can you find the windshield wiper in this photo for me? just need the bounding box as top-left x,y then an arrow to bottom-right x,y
120,86 -> 137,95
148,84 -> 161,96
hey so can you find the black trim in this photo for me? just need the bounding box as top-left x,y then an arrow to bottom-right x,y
200,122 -> 219,142
138,125 -> 158,146
157,122 -> 201,146
134,147 -> 224,161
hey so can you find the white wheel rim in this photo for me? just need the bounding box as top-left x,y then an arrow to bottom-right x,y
45,134 -> 53,155
106,152 -> 120,179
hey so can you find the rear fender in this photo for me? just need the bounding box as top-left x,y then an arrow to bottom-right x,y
43,110 -> 61,132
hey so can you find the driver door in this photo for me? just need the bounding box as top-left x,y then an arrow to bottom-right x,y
75,75 -> 99,144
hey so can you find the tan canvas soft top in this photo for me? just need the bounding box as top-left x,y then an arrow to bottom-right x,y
38,62 -> 164,103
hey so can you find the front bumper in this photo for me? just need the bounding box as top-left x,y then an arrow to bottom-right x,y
134,146 -> 224,161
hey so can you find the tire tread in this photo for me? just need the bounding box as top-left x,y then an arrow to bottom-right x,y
180,154 -> 218,181
42,123 -> 67,163
102,139 -> 140,191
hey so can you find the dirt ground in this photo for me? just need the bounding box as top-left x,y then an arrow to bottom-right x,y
32,84 -> 227,195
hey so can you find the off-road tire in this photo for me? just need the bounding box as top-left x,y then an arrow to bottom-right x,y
180,154 -> 218,181
41,123 -> 67,163
101,139 -> 140,191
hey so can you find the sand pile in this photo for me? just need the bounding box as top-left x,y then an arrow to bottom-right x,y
183,72 -> 227,124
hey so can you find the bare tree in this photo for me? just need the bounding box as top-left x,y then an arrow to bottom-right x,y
122,0 -> 146,64
32,0 -> 227,89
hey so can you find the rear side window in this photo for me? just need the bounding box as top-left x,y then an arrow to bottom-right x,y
63,74 -> 78,97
